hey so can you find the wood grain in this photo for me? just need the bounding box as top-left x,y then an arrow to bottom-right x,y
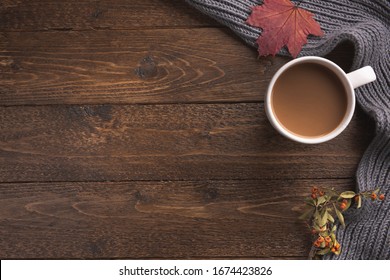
0,0 -> 369,260
0,179 -> 353,259
0,0 -> 217,31
0,104 -> 374,182
0,28 -> 288,105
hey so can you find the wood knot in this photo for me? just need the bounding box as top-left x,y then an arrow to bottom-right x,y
0,57 -> 21,71
91,9 -> 103,19
203,187 -> 218,202
135,56 -> 158,79
68,105 -> 112,122
134,190 -> 151,203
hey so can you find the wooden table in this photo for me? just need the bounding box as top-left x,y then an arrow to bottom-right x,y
0,0 -> 374,259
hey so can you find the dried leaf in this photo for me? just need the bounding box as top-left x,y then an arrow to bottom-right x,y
327,214 -> 335,223
357,195 -> 362,209
313,210 -> 320,224
316,196 -> 326,206
316,248 -> 331,255
299,207 -> 314,220
340,191 -> 356,199
362,192 -> 371,198
334,204 -> 345,228
320,231 -> 329,237
330,233 -> 336,243
320,210 -> 328,227
304,197 -> 315,206
246,0 -> 323,57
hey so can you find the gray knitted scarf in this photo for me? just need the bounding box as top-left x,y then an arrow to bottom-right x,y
185,0 -> 390,260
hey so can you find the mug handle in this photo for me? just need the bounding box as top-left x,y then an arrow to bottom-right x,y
346,66 -> 376,89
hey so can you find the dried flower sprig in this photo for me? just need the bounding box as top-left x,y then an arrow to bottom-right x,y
300,186 -> 385,259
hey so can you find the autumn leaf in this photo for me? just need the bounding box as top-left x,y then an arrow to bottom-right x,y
246,0 -> 323,58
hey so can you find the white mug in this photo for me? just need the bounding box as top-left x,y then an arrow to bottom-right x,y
265,56 -> 376,144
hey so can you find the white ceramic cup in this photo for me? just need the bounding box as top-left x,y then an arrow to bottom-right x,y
265,56 -> 376,144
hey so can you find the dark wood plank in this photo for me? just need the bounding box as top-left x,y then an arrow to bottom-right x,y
0,179 -> 353,259
0,0 -> 217,31
0,104 -> 374,182
0,28 -> 288,105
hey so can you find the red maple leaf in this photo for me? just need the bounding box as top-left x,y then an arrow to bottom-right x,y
246,0 -> 323,58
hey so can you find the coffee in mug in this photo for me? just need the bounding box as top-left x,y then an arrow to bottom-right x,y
272,62 -> 348,138
265,56 -> 376,144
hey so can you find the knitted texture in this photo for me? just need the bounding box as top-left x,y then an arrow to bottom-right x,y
185,0 -> 390,259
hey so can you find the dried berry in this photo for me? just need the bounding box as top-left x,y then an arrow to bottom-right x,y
317,236 -> 324,243
301,186 -> 382,259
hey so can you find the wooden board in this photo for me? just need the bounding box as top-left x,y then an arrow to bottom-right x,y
0,104 -> 374,182
0,29 -> 288,105
0,179 -> 353,259
0,0 -> 368,260
0,0 -> 218,31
